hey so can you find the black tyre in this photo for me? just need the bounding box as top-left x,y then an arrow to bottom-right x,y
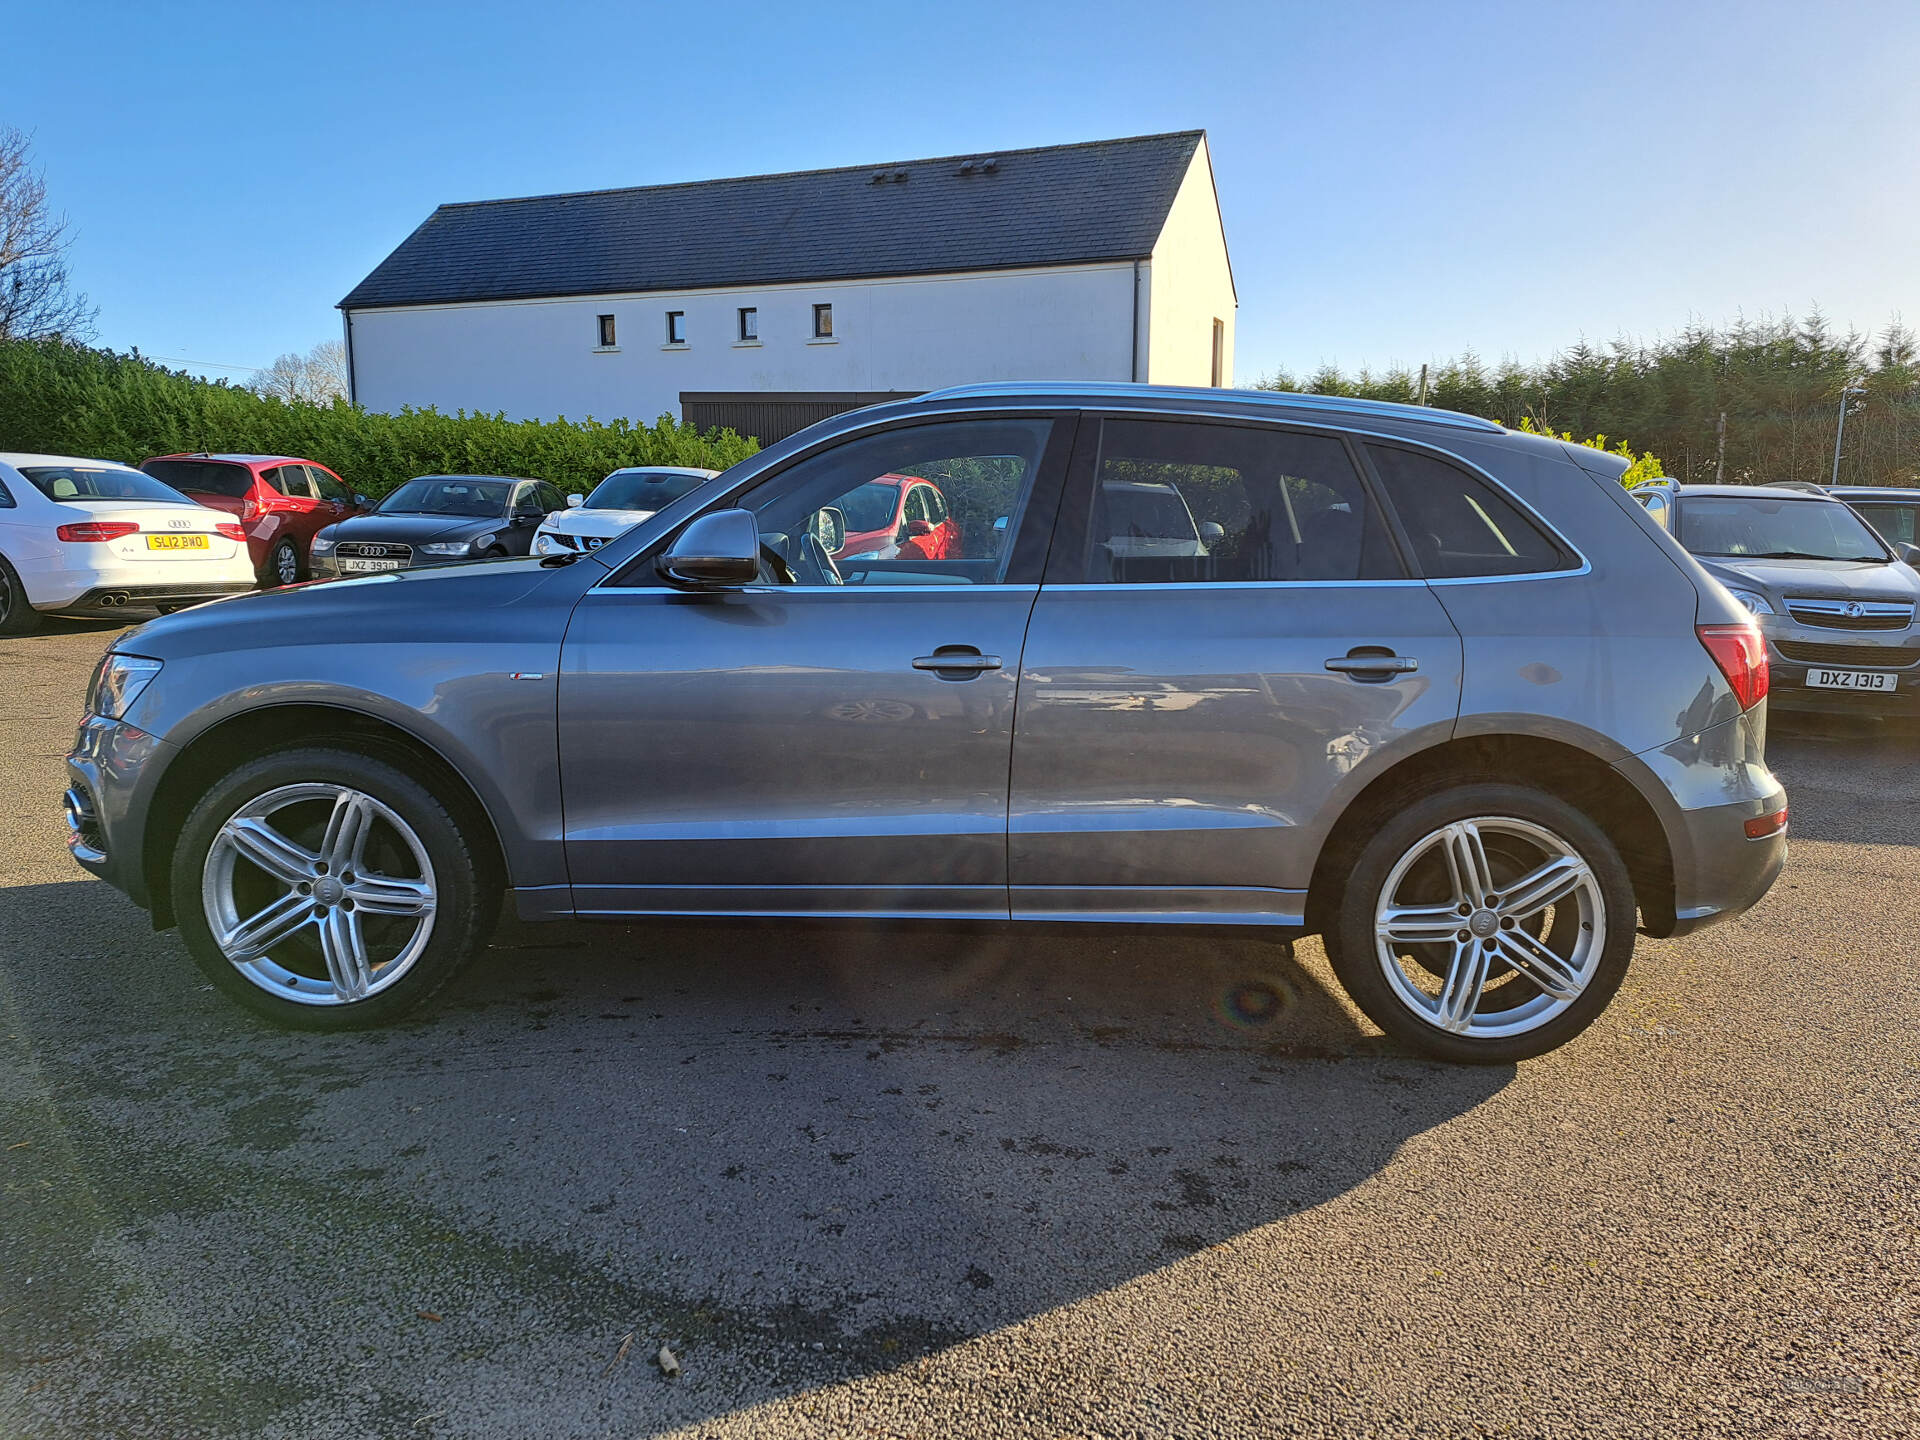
265,538 -> 301,587
1327,783 -> 1635,1064
170,746 -> 496,1029
0,553 -> 43,634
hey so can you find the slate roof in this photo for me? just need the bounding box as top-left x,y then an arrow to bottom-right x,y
340,131 -> 1206,311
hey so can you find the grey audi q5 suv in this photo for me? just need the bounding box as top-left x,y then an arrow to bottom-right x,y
64,384 -> 1788,1062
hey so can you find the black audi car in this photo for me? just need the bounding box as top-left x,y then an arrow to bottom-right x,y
310,476 -> 570,575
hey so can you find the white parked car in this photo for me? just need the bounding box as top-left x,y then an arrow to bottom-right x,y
0,453 -> 258,634
531,466 -> 719,556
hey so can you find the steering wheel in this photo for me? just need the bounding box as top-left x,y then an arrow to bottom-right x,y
792,531 -> 844,586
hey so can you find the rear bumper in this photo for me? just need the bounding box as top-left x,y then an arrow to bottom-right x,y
43,581 -> 258,616
1617,707 -> 1788,938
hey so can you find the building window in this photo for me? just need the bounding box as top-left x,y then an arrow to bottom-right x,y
738,306 -> 758,342
812,303 -> 834,339
666,310 -> 686,346
596,314 -> 616,348
1210,318 -> 1225,387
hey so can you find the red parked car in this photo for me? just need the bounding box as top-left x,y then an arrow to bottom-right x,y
140,454 -> 368,586
833,473 -> 960,561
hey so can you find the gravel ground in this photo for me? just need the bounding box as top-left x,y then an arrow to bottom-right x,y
1,619 -> 1915,1439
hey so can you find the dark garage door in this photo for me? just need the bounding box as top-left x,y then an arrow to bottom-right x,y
680,391 -> 922,445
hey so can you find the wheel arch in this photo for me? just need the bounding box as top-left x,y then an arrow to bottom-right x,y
1305,733 -> 1676,938
142,703 -> 510,930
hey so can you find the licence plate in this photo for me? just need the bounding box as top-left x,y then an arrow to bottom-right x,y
338,557 -> 404,573
145,534 -> 208,550
1805,668 -> 1898,692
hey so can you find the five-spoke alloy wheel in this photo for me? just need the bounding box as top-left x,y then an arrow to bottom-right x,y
1329,783 -> 1635,1063
173,746 -> 493,1028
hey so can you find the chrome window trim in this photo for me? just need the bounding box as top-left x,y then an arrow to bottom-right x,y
582,583 -> 1041,597
588,399 -> 1588,590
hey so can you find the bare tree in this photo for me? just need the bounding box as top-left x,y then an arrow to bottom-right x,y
0,127 -> 96,341
252,339 -> 349,405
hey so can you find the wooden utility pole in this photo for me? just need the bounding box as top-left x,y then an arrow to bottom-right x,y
1416,363 -> 1430,406
1715,411 -> 1726,484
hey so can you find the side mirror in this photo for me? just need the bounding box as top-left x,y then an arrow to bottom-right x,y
1897,542 -> 1920,567
903,518 -> 933,538
1198,520 -> 1225,544
811,506 -> 847,554
567,493 -> 585,508
660,508 -> 761,586
352,493 -> 370,506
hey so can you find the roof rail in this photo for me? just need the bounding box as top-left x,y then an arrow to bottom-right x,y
912,381 -> 1505,433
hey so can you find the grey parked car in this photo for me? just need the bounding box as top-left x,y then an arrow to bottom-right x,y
64,384 -> 1788,1063
1655,481 -> 1920,718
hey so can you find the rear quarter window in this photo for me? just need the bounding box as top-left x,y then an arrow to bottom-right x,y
1366,444 -> 1575,578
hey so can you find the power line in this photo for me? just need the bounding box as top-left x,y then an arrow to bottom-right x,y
143,354 -> 265,373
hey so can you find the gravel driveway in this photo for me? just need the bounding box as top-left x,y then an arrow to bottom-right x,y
2,620 -> 1915,1438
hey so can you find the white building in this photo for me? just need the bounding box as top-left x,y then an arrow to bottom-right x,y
340,131 -> 1234,442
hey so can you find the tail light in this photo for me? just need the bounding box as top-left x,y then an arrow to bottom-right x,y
240,497 -> 258,523
57,521 -> 139,543
216,522 -> 246,542
1698,622 -> 1769,710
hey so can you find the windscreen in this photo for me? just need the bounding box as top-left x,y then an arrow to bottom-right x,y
584,470 -> 711,512
376,478 -> 513,517
1676,496 -> 1890,562
21,465 -> 196,504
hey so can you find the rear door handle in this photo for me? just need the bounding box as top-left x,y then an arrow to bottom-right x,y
1324,655 -> 1419,674
913,647 -> 1002,675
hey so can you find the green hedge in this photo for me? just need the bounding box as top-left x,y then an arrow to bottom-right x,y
0,337 -> 759,498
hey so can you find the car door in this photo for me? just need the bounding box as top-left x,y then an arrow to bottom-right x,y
558,414 -> 1072,918
503,483 -> 548,553
1008,415 -> 1464,925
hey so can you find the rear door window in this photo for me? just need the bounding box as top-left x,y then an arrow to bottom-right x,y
1365,445 -> 1575,578
265,465 -> 316,499
1063,419 -> 1403,584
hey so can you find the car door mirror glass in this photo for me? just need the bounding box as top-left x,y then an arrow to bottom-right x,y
661,508 -> 761,586
810,506 -> 846,555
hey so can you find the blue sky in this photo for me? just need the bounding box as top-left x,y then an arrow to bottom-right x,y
11,0 -> 1919,387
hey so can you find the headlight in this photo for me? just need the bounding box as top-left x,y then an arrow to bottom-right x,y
87,653 -> 163,720
310,534 -> 336,554
421,541 -> 473,556
1725,588 -> 1774,616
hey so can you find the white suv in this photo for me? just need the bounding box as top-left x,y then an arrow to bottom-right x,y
0,453 -> 257,633
531,466 -> 719,556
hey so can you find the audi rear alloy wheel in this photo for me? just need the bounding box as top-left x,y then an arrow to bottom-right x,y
1329,784 -> 1635,1063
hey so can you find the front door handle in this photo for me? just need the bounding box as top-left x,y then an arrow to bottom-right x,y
1324,654 -> 1419,675
912,647 -> 1002,676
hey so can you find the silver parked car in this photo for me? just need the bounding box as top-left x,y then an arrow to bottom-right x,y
64,385 -> 1788,1062
1656,482 -> 1920,718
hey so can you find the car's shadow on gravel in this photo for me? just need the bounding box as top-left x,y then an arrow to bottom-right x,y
0,879 -> 1512,1438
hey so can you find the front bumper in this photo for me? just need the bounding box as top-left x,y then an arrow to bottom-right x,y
1761,618 -> 1920,716
65,715 -> 174,910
